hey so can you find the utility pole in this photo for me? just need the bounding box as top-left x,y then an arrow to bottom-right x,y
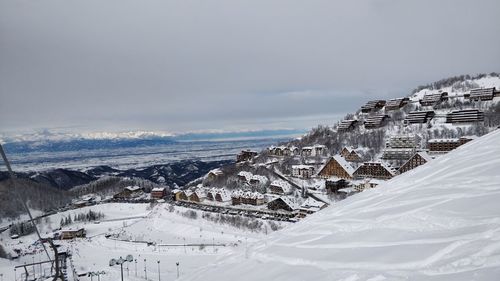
157,260 -> 160,281
176,262 -> 180,279
144,258 -> 147,280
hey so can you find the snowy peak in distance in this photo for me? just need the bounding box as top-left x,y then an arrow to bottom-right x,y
0,128 -> 305,154
182,129 -> 500,281
0,130 -> 175,144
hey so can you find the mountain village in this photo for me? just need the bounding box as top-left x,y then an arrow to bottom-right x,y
83,76 -> 500,223
1,75 -> 500,281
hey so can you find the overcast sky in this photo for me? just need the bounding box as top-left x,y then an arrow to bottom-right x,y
1,0 -> 499,135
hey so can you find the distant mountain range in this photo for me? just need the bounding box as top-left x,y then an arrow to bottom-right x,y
0,129 -> 305,153
0,159 -> 232,191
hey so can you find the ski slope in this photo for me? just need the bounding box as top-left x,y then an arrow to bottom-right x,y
181,129 -> 500,281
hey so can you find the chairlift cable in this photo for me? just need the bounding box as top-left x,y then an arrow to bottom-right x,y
0,143 -> 53,263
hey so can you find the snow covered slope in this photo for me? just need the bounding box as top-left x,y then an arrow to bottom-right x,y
182,130 -> 500,281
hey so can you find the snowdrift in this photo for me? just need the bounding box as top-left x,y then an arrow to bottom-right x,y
182,130 -> 500,281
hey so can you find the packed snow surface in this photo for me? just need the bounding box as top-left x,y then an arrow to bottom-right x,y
182,130 -> 500,281
0,203 -> 287,281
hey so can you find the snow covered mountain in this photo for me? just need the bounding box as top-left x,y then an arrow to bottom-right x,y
181,129 -> 500,280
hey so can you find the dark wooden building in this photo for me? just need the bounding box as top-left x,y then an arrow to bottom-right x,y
466,88 -> 495,101
353,162 -> 397,180
398,152 -> 432,173
364,114 -> 390,129
361,100 -> 386,113
340,147 -> 362,162
113,186 -> 144,200
419,92 -> 448,107
269,180 -> 292,195
267,197 -> 298,212
404,110 -> 435,124
236,150 -> 258,162
427,136 -> 475,152
325,178 -> 348,193
60,228 -> 86,240
381,148 -> 415,160
338,119 -> 359,132
385,98 -> 409,111
446,109 -> 484,124
151,187 -> 166,200
317,155 -> 355,180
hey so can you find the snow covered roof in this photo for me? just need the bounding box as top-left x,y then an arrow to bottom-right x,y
292,165 -> 314,170
360,161 -> 397,176
61,227 -> 85,232
237,171 -> 253,181
270,196 -> 300,210
416,151 -> 433,162
152,187 -> 166,192
317,155 -> 355,177
217,189 -> 232,201
208,168 -> 223,176
342,146 -> 354,153
231,189 -> 244,198
428,138 -> 460,143
231,190 -> 265,200
250,175 -> 269,184
125,186 -> 142,192
333,155 -> 355,176
377,161 -> 397,176
193,188 -> 206,198
244,191 -> 264,199
270,180 -> 292,193
300,197 -> 327,212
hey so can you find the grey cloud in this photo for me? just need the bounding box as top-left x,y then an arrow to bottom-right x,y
1,0 -> 499,133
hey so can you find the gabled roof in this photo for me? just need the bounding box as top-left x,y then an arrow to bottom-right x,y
250,175 -> 269,184
270,197 -> 299,210
355,161 -> 397,176
270,180 -> 292,193
377,161 -> 397,176
208,168 -> 223,176
215,189 -> 231,201
243,191 -> 264,199
194,189 -> 206,198
300,197 -> 327,212
237,171 -> 253,181
318,155 -> 355,177
342,146 -> 354,153
415,151 -> 433,162
399,151 -> 433,173
151,187 -> 166,192
231,189 -> 243,198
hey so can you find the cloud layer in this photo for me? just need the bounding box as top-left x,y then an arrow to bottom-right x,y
1,0 -> 499,133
